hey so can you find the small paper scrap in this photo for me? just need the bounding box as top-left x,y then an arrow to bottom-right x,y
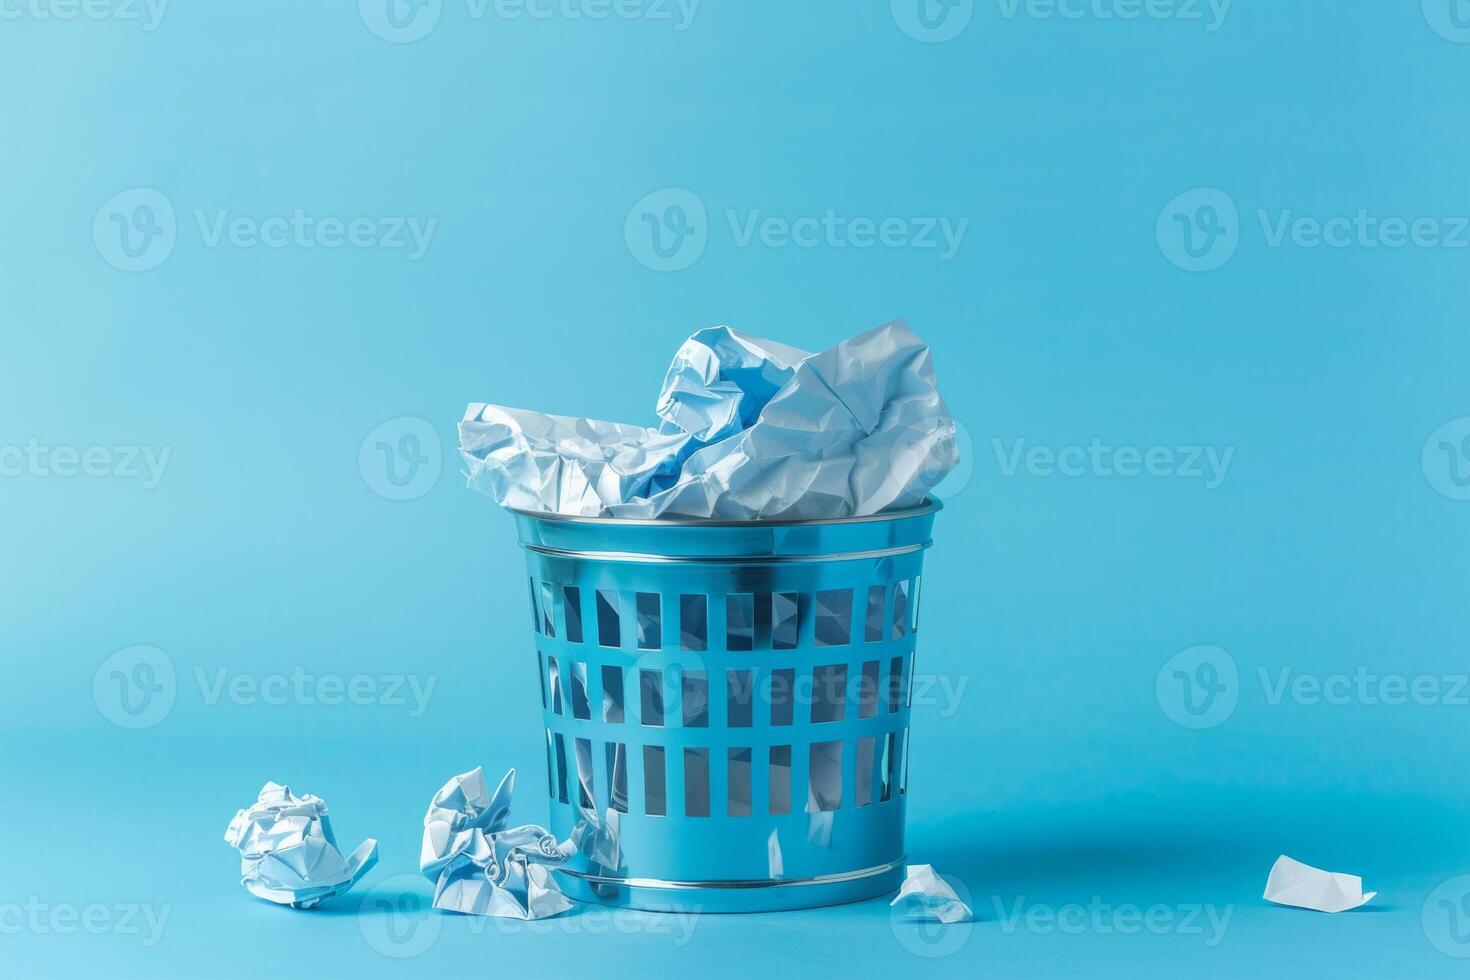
421,766 -> 588,920
1263,855 -> 1376,913
223,782 -> 378,909
890,864 -> 972,923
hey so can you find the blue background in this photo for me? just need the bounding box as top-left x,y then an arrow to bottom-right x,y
4,1 -> 1470,976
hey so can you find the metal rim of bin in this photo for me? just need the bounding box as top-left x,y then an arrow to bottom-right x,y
558,857 -> 904,891
510,497 -> 940,528
519,542 -> 929,564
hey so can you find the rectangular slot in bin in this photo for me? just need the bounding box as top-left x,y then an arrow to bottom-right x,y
769,745 -> 792,815
769,668 -> 795,726
639,668 -> 664,727
602,665 -> 625,723
754,592 -> 773,648
899,727 -> 910,795
856,735 -> 876,807
570,662 -> 591,720
574,737 -> 594,807
858,660 -> 881,719
606,742 -> 628,813
807,741 -> 843,812
596,590 -> 620,648
811,664 -> 848,724
726,593 -> 755,651
728,748 -> 752,816
879,731 -> 896,802
563,586 -> 584,643
814,589 -> 852,646
772,592 -> 800,649
547,656 -> 564,715
682,671 -> 709,728
553,732 -> 569,804
865,585 -> 885,642
636,593 -> 661,650
886,656 -> 904,714
726,669 -> 754,727
644,745 -> 666,816
892,580 -> 910,639
529,578 -> 540,633
679,594 -> 708,651
541,582 -> 557,638
536,652 -> 547,709
912,576 -> 922,633
684,748 -> 710,817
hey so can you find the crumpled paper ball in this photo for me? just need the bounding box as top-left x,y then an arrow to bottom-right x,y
890,864 -> 972,923
419,766 -> 618,920
224,781 -> 378,909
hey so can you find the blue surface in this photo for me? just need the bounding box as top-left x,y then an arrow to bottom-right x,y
3,1 -> 1470,976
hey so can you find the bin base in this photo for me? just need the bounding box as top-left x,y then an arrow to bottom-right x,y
556,860 -> 904,914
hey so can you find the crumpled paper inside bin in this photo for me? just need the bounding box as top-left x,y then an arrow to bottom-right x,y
460,318 -> 957,519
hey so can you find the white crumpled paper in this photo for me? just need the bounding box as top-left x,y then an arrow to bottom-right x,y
460,319 -> 958,519
420,766 -> 618,920
223,782 -> 378,909
1262,855 -> 1376,913
890,864 -> 972,923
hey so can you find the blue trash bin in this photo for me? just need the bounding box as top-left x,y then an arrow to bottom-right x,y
513,500 -> 938,913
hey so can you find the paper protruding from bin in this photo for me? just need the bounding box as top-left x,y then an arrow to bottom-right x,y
767,829 -> 784,880
1262,855 -> 1376,913
223,782 -> 378,910
420,766 -> 579,919
890,864 -> 972,924
656,326 -> 807,444
569,804 -> 622,871
806,810 -> 834,848
460,319 -> 958,520
458,407 -> 685,518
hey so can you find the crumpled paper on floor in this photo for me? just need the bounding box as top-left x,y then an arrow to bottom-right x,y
421,766 -> 617,919
223,782 -> 378,909
460,319 -> 957,519
890,864 -> 972,923
1263,855 -> 1376,913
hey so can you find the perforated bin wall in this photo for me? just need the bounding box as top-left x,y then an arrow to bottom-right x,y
512,502 -> 938,913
